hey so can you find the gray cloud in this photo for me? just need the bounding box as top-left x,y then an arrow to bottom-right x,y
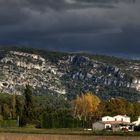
0,0 -> 140,58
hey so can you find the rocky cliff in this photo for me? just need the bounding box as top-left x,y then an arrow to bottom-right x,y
0,47 -> 140,102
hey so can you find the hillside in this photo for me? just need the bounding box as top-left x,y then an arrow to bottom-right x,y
0,47 -> 140,102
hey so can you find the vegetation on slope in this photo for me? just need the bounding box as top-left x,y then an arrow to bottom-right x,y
0,86 -> 140,129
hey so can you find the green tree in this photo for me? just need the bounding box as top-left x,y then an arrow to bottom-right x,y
132,103 -> 140,121
19,85 -> 34,126
104,98 -> 134,117
2,104 -> 10,119
11,94 -> 16,119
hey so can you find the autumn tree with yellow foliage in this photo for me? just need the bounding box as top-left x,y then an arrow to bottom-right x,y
72,92 -> 101,122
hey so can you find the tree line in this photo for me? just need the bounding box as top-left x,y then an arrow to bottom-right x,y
0,86 -> 140,128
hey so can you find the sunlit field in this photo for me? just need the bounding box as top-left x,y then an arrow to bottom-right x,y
0,134 -> 140,140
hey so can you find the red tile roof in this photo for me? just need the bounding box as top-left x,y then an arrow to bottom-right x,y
102,121 -> 129,125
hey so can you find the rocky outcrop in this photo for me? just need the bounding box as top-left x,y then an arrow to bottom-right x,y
0,48 -> 140,101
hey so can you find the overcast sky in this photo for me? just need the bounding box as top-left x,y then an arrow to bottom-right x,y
0,0 -> 140,58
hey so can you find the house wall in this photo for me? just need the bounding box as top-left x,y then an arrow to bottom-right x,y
113,115 -> 130,123
138,117 -> 140,122
105,124 -> 112,129
102,116 -> 115,122
132,117 -> 140,126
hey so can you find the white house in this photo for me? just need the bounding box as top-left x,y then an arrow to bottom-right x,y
102,116 -> 115,122
101,115 -> 130,129
132,117 -> 140,126
113,115 -> 130,124
102,116 -> 115,129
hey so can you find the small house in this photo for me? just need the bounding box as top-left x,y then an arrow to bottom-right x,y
102,116 -> 114,122
101,115 -> 131,131
113,115 -> 130,124
102,116 -> 115,129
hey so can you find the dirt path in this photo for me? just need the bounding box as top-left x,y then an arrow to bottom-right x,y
0,133 -> 140,140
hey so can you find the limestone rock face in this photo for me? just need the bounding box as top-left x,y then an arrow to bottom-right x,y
0,48 -> 140,101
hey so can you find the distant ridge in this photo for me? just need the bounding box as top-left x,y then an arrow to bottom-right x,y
0,46 -> 139,102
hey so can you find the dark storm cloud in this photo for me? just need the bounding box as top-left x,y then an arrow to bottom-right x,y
0,0 -> 140,58
0,0 -> 28,25
24,0 -> 67,11
76,0 -> 137,3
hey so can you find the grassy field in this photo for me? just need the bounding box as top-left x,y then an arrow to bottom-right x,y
1,127 -> 140,137
0,127 -> 87,135
0,133 -> 140,140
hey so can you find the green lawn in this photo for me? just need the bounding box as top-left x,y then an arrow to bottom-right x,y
0,127 -> 89,135
1,127 -> 140,136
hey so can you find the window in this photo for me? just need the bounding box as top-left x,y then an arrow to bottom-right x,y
115,118 -> 117,121
121,118 -> 123,121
